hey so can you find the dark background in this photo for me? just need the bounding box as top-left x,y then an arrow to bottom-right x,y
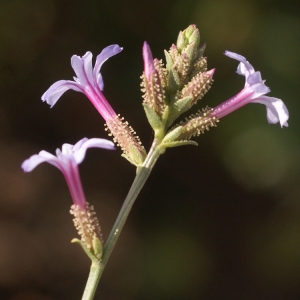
1,0 -> 300,299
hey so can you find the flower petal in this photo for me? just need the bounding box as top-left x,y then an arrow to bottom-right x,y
71,52 -> 94,87
248,82 -> 270,96
253,96 -> 289,127
72,138 -> 115,164
97,72 -> 104,91
21,151 -> 59,172
224,50 -> 255,78
41,80 -> 83,107
225,51 -> 271,96
247,71 -> 263,86
219,51 -> 290,128
72,138 -> 89,152
93,45 -> 123,90
60,143 -> 76,157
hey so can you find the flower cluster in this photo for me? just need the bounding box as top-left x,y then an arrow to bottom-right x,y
141,25 -> 289,149
21,24 -> 289,263
141,25 -> 216,139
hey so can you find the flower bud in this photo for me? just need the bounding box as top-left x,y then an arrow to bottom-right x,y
143,42 -> 156,81
163,25 -> 207,92
176,25 -> 200,52
141,42 -> 167,132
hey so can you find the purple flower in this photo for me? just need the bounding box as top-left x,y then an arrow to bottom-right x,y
21,138 -> 115,210
211,51 -> 289,127
41,45 -> 123,122
41,45 -> 146,166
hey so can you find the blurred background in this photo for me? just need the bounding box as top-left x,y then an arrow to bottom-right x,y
0,0 -> 300,299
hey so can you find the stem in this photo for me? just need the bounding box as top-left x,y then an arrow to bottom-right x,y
81,261 -> 101,300
81,140 -> 161,300
102,141 -> 161,268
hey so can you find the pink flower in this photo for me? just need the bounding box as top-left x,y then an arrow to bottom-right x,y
41,45 -> 123,122
41,45 -> 146,166
211,51 -> 289,127
21,138 -> 115,210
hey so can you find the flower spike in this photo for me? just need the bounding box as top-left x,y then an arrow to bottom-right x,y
211,51 -> 289,127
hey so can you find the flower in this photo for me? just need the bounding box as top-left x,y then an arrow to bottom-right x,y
211,51 -> 289,127
41,45 -> 146,166
21,138 -> 115,209
42,45 -> 123,121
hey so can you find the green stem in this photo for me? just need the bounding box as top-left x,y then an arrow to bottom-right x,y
81,261 -> 101,300
102,141 -> 161,268
81,140 -> 161,300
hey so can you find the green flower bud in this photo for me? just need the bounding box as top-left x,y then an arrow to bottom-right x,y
176,25 -> 200,53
